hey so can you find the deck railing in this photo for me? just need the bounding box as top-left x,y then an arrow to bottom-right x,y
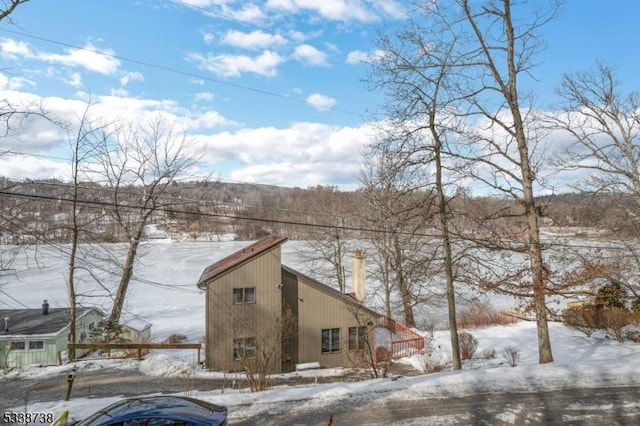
376,317 -> 425,363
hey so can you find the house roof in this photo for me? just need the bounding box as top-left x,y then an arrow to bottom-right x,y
197,235 -> 288,289
0,307 -> 98,338
123,317 -> 152,332
281,265 -> 382,319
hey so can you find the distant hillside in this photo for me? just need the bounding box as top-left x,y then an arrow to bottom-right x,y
0,177 -> 634,243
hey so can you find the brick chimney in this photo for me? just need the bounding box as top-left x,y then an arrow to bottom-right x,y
352,250 -> 366,302
42,300 -> 49,315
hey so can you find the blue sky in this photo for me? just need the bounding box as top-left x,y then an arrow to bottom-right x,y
1,0 -> 639,189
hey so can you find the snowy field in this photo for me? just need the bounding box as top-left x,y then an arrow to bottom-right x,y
2,240 -> 640,423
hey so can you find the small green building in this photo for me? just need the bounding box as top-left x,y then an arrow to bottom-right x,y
0,300 -> 105,368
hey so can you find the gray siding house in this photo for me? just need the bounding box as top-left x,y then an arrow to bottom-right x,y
197,236 -> 394,374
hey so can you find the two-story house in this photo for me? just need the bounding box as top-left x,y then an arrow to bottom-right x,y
196,235 -> 389,373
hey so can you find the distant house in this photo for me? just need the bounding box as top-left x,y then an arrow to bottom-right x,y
122,317 -> 152,343
197,236 -> 423,374
0,301 -> 105,368
122,316 -> 152,357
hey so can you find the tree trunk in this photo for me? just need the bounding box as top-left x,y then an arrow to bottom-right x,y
393,234 -> 415,328
433,133 -> 462,370
109,227 -> 144,327
503,1 -> 553,364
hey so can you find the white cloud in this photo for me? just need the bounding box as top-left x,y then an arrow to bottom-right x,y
0,73 -> 36,90
265,0 -> 405,22
0,38 -> 32,59
120,71 -> 144,86
1,38 -> 121,75
232,3 -> 265,22
188,50 -> 284,77
293,44 -> 328,66
176,0 -> 265,23
38,43 -> 121,75
370,0 -> 406,19
306,93 -> 336,111
202,32 -> 215,44
221,30 -> 287,50
197,122 -> 374,187
195,92 -> 214,101
65,72 -> 83,88
109,87 -> 129,97
346,49 -> 385,64
0,155 -> 70,181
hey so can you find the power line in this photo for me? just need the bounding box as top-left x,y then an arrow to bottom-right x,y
0,188 -> 394,235
0,28 -> 365,118
1,187 -> 638,252
1,173 -> 369,225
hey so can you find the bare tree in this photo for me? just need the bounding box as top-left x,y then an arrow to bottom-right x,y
549,63 -> 640,308
231,304 -> 297,392
360,152 -> 441,329
366,0 -> 560,364
552,63 -> 640,199
551,62 -> 640,235
93,116 -> 201,329
64,104 -> 111,359
303,232 -> 348,293
0,0 -> 30,23
365,11 -> 472,368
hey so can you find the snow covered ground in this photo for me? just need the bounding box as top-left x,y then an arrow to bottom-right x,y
2,240 -> 640,423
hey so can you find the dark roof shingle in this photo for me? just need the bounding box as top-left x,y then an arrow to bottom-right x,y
0,307 -> 93,336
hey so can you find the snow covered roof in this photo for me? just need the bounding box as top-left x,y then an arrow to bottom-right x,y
122,317 -> 152,332
0,307 -> 101,338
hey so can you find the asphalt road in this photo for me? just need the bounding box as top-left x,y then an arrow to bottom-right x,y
231,385 -> 640,425
2,369 -> 640,425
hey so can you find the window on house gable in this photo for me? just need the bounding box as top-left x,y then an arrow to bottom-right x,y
28,340 -> 44,350
348,326 -> 367,351
321,328 -> 341,354
233,287 -> 256,304
9,341 -> 25,350
233,337 -> 257,360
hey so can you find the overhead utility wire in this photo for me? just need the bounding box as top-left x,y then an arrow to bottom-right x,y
0,188 -> 404,236
2,175 -> 369,225
1,188 -> 638,253
0,28 -> 364,118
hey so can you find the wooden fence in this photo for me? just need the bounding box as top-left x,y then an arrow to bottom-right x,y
68,342 -> 201,363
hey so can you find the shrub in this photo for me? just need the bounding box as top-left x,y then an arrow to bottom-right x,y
596,281 -> 628,309
564,304 -> 636,342
458,332 -> 478,360
632,296 -> 640,314
420,341 -> 446,373
457,300 -> 518,329
599,307 -> 634,342
563,305 -> 599,338
165,333 -> 188,344
502,346 -> 520,367
483,348 -> 496,359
